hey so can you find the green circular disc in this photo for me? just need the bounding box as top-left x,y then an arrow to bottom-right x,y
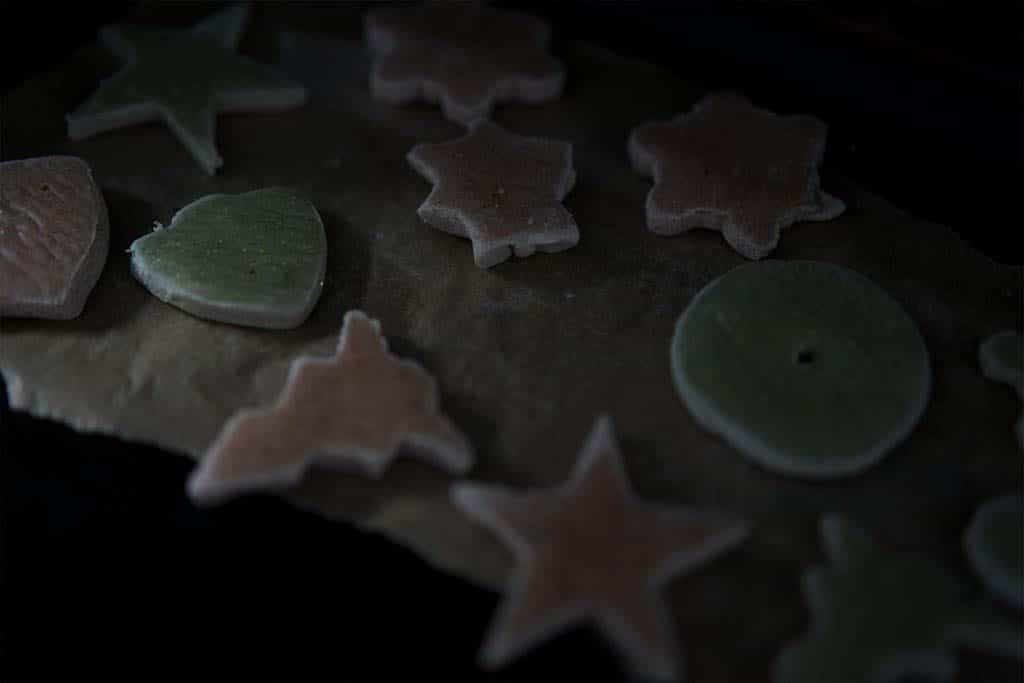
671,260 -> 931,478
964,495 -> 1024,609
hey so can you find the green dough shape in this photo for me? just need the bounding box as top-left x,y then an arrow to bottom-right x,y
671,260 -> 930,478
129,188 -> 326,329
979,330 -> 1023,449
66,4 -> 306,175
775,515 -> 1023,683
965,495 -> 1024,610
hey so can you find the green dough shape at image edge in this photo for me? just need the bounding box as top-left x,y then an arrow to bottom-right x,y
978,330 -> 1024,450
979,331 -> 1023,391
129,188 -> 326,329
965,495 -> 1024,609
775,515 -> 1023,683
670,260 -> 931,477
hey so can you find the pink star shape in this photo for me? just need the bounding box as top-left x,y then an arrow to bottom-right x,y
452,415 -> 748,679
365,3 -> 565,124
629,93 -> 845,259
407,120 -> 579,268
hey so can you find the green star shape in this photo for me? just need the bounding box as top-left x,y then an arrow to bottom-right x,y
67,4 -> 306,174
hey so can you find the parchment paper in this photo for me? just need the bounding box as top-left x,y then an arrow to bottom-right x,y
3,6 -> 1021,680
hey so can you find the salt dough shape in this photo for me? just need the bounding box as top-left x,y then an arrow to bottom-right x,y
364,2 -> 565,125
67,4 -> 306,175
0,156 -> 109,320
128,188 -> 326,329
979,330 -> 1023,449
188,310 -> 473,505
671,260 -> 930,478
775,515 -> 1023,683
407,120 -> 579,268
964,495 -> 1024,610
451,415 -> 747,680
629,92 -> 845,259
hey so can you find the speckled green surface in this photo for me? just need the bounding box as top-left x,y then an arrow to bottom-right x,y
129,188 -> 326,328
672,260 -> 930,477
777,515 -> 1021,682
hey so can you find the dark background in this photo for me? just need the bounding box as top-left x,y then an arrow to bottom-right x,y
2,2 -> 1022,681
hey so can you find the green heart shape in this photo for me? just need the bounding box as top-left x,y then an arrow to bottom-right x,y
129,188 -> 326,329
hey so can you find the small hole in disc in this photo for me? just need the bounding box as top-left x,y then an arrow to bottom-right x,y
40,184 -> 49,191
795,348 -> 816,365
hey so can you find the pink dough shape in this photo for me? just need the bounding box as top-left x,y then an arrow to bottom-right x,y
188,310 -> 473,505
452,415 -> 748,680
629,92 -> 845,259
0,156 -> 109,319
407,120 -> 579,268
365,2 -> 565,125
